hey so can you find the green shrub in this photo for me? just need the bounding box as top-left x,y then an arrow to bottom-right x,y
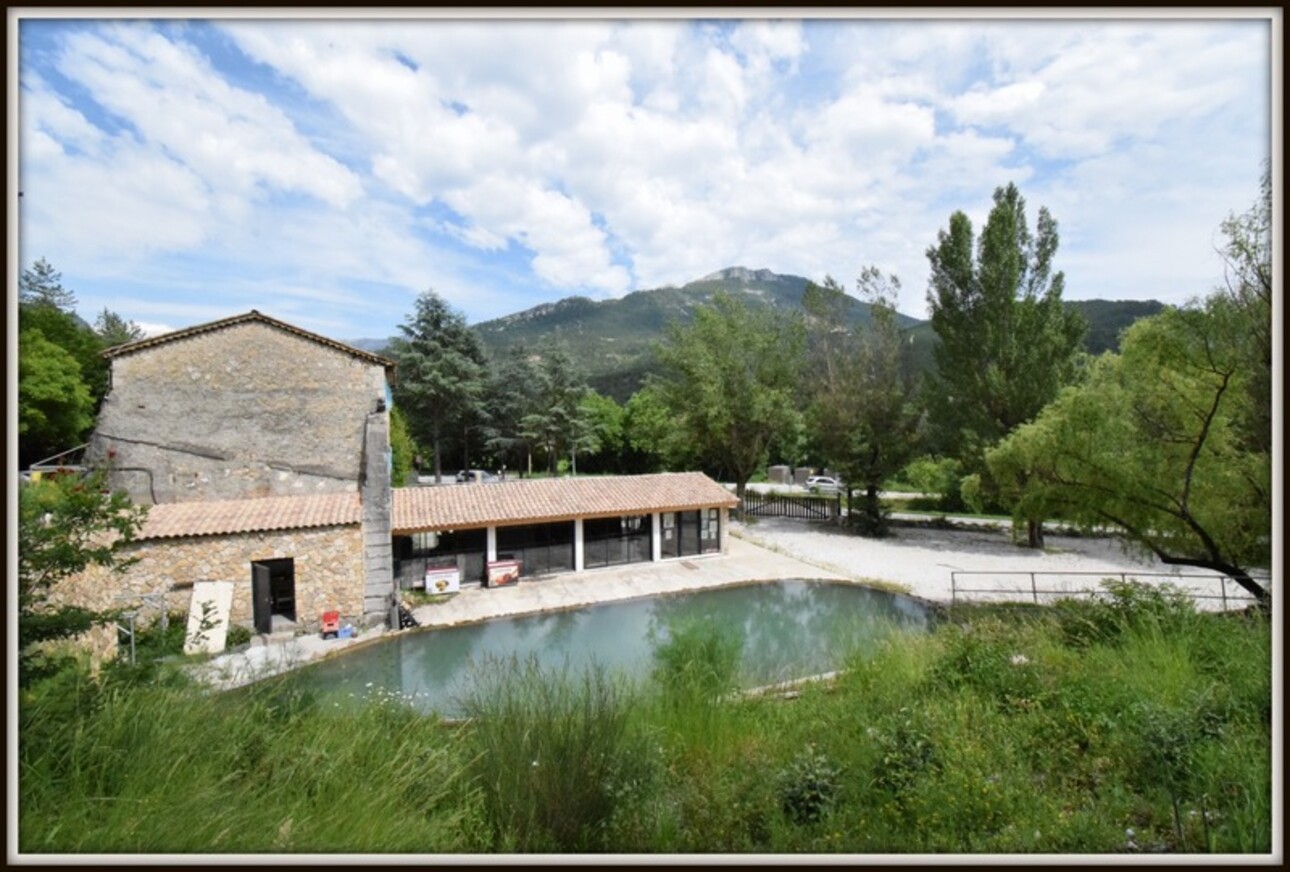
1053,579 -> 1198,649
225,623 -> 253,649
869,707 -> 940,804
776,745 -> 842,824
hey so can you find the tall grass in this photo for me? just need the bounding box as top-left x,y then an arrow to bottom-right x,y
19,582 -> 1272,855
647,615 -> 744,758
456,655 -> 657,852
19,673 -> 480,853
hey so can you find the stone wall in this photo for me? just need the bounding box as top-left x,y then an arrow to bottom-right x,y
87,321 -> 389,505
50,525 -> 366,630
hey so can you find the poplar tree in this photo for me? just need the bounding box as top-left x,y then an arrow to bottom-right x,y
924,183 -> 1086,545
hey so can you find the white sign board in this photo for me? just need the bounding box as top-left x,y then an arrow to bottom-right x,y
425,565 -> 461,594
184,580 -> 234,655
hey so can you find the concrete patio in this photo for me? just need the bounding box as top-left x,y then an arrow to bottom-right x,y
410,532 -> 849,629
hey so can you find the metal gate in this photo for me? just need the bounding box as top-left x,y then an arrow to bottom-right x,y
741,492 -> 837,520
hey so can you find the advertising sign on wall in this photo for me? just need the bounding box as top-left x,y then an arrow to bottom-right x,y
486,560 -> 521,588
425,565 -> 461,594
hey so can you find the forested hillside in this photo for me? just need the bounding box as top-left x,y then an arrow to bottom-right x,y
389,268 -> 1165,401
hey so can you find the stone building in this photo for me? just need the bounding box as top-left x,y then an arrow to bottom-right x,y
73,311 -> 396,630
52,493 -> 366,631
54,310 -> 739,641
87,310 -> 393,506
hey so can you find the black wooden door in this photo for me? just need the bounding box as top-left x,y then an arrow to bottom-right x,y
252,563 -> 272,634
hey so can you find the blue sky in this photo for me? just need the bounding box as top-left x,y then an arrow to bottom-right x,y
14,11 -> 1274,341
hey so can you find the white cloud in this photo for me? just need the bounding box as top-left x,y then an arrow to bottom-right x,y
58,24 -> 362,208
17,15 -> 1272,336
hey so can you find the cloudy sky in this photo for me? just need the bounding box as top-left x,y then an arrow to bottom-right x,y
14,11 -> 1274,341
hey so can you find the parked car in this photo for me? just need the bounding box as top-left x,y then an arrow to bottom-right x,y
455,469 -> 499,484
805,475 -> 842,494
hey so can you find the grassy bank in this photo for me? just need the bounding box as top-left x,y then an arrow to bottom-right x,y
18,583 -> 1272,855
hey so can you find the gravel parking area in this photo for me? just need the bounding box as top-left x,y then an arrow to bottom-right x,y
732,516 -> 1254,610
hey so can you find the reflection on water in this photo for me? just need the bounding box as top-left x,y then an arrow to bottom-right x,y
287,580 -> 931,717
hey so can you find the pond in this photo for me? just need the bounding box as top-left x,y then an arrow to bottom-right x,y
287,579 -> 933,717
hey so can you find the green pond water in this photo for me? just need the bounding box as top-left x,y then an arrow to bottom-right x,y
287,579 -> 932,717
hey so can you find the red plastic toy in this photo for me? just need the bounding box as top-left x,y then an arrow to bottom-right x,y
320,610 -> 340,639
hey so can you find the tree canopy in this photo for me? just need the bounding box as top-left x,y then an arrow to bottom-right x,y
20,257 -> 78,310
651,291 -> 804,510
18,329 -> 95,468
986,293 -> 1271,603
388,290 -> 489,483
19,471 -> 148,685
923,182 -> 1087,545
94,308 -> 146,348
924,182 -> 1086,460
809,268 -> 920,536
1216,167 -> 1272,455
518,343 -> 593,475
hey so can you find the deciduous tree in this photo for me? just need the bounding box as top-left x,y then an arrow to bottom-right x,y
986,294 -> 1270,604
19,470 -> 148,684
621,385 -> 684,474
1216,167 -> 1271,455
652,292 -> 804,514
809,268 -> 920,536
18,330 -> 95,468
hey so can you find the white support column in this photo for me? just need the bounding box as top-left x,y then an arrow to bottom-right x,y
486,526 -> 498,563
651,513 -> 662,562
719,507 -> 729,553
574,518 -> 585,572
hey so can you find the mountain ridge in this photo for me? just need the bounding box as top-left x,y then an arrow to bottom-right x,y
350,267 -> 1165,400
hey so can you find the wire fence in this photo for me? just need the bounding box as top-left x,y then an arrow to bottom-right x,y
949,570 -> 1268,613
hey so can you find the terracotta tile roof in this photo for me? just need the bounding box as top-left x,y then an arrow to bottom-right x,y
392,472 -> 738,533
101,310 -> 395,371
138,492 -> 361,540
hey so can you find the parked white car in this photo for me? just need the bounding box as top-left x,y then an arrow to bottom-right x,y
805,475 -> 842,494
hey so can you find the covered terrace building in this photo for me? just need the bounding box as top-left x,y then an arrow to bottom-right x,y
391,472 -> 738,590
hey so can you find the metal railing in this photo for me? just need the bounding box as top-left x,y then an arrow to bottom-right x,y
949,570 -> 1268,612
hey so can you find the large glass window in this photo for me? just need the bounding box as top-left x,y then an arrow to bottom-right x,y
497,522 -> 575,577
394,528 -> 487,587
583,515 -> 652,569
701,507 -> 721,554
661,510 -> 705,558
